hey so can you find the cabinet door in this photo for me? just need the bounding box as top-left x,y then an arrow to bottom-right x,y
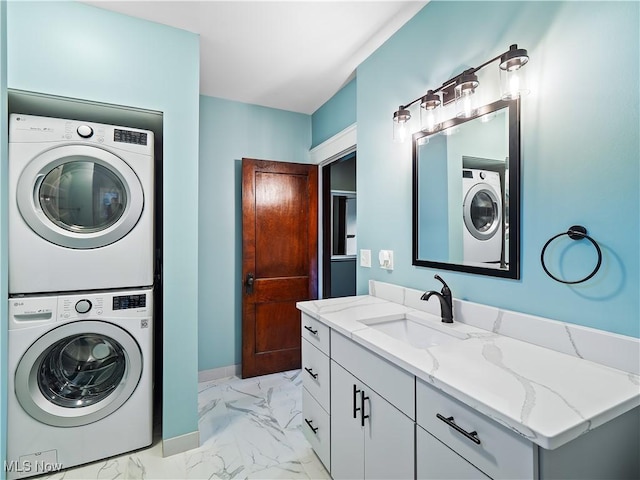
417,425 -> 490,479
365,388 -> 415,480
331,361 -> 365,480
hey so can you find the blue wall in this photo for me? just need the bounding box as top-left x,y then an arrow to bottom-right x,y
312,78 -> 356,147
198,95 -> 311,371
6,1 -> 201,443
0,0 -> 8,473
356,1 -> 639,337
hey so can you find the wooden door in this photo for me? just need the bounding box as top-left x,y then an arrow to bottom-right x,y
241,158 -> 318,378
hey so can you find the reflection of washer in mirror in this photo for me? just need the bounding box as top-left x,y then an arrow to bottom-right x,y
462,169 -> 502,263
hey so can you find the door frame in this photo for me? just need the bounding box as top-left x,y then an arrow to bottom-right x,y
310,124 -> 357,299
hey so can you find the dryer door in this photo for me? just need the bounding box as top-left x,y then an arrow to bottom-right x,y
14,321 -> 143,427
16,145 -> 144,249
463,183 -> 502,240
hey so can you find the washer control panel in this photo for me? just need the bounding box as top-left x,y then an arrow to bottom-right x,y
77,125 -> 94,138
113,294 -> 147,310
61,295 -> 104,319
8,289 -> 152,330
75,299 -> 92,314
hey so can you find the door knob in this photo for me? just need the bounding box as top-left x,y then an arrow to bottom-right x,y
245,272 -> 254,294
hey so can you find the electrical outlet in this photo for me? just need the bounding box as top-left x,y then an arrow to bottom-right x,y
360,249 -> 371,268
379,250 -> 394,270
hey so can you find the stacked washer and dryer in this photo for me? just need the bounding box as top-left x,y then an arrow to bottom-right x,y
7,114 -> 155,478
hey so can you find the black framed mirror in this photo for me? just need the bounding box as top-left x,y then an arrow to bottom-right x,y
412,98 -> 521,279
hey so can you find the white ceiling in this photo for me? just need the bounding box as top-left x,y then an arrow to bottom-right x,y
83,1 -> 427,114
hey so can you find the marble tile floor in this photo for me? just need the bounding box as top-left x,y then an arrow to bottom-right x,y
40,370 -> 331,479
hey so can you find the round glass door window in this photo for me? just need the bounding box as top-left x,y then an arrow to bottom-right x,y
38,333 -> 126,408
470,191 -> 497,233
14,321 -> 143,427
39,161 -> 127,234
16,145 -> 145,249
463,185 -> 501,241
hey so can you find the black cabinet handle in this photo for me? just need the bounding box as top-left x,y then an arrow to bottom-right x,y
304,367 -> 318,379
305,418 -> 318,435
361,390 -> 370,427
304,325 -> 318,335
353,384 -> 361,419
436,413 -> 481,445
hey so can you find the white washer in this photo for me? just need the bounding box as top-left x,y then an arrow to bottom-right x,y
9,114 -> 154,294
7,288 -> 153,479
462,169 -> 503,264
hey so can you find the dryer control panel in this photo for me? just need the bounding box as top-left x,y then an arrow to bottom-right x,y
9,114 -> 154,156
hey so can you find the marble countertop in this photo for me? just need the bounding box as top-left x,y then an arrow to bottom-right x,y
297,295 -> 640,450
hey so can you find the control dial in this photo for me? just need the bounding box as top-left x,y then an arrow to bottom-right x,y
75,299 -> 92,314
77,125 -> 94,138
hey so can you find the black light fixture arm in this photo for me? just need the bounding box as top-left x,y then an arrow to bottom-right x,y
396,45 -> 525,112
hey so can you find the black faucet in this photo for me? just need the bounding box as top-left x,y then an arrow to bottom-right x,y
420,274 -> 453,323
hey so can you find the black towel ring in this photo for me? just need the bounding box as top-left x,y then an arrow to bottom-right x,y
540,225 -> 602,284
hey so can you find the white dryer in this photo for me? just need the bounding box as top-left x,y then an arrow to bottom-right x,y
462,169 -> 503,264
9,114 -> 154,294
7,288 -> 153,479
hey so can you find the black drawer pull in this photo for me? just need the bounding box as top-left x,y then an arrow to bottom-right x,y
304,367 -> 318,379
436,414 -> 481,445
361,390 -> 370,427
304,325 -> 318,335
305,418 -> 319,434
353,384 -> 361,419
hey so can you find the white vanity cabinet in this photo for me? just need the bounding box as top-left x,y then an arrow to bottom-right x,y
300,314 -> 331,471
416,378 -> 640,480
330,332 -> 415,480
298,305 -> 639,480
417,426 -> 490,479
416,379 -> 536,479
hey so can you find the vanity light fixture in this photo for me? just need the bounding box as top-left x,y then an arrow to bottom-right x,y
454,71 -> 479,118
392,106 -> 412,143
420,90 -> 441,132
499,44 -> 530,100
392,44 -> 529,141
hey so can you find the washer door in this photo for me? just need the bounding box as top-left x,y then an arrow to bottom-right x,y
14,321 -> 143,427
463,184 -> 502,240
16,145 -> 144,249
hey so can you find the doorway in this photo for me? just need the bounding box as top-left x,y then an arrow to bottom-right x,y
322,152 -> 357,298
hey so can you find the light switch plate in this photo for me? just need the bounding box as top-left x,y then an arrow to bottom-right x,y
360,249 -> 371,268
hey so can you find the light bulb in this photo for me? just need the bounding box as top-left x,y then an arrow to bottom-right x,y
509,73 -> 520,96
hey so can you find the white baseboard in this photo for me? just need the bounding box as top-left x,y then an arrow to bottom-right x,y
162,430 -> 200,457
197,364 -> 241,383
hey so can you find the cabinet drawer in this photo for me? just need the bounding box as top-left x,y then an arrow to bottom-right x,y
302,387 -> 330,471
301,313 -> 330,355
332,331 -> 414,419
417,425 -> 490,479
416,380 -> 536,480
301,338 -> 330,412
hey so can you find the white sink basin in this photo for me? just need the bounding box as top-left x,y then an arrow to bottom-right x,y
360,312 -> 466,349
